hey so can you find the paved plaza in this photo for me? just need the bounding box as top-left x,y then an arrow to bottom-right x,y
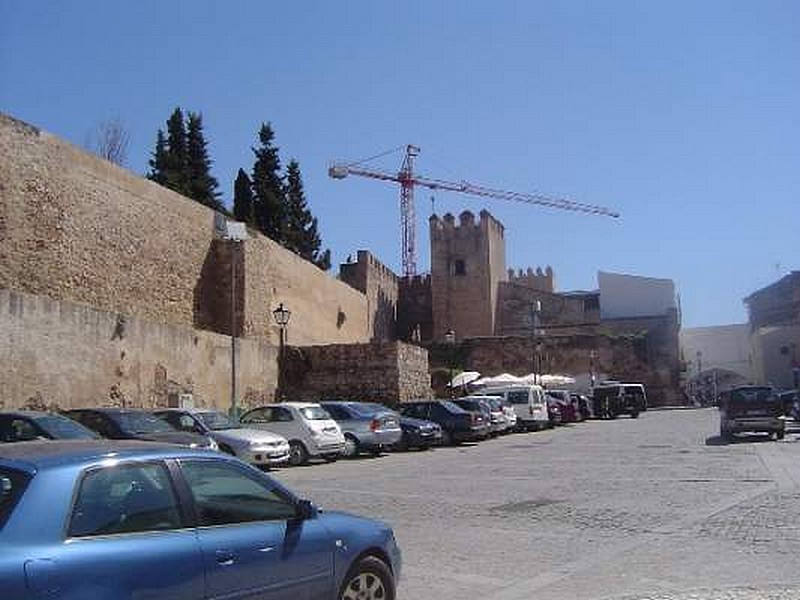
276,408 -> 800,600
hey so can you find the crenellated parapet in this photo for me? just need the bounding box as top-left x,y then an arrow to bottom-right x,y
507,265 -> 555,293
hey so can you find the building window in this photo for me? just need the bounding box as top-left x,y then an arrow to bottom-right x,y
452,259 -> 466,276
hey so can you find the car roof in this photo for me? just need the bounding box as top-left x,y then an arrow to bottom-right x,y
154,408 -> 221,414
0,410 -> 54,418
0,440 -> 215,472
275,402 -> 320,409
67,408 -> 153,414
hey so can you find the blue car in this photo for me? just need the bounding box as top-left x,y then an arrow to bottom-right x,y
0,440 -> 401,600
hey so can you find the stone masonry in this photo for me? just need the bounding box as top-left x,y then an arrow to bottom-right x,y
280,341 -> 432,405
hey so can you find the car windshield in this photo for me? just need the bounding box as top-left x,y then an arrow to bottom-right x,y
299,406 -> 330,420
730,388 -> 775,403
34,415 -> 99,439
439,401 -> 465,413
197,411 -> 239,430
116,412 -> 175,434
350,403 -> 390,415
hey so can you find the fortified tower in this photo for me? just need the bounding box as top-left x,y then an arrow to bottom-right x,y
429,209 -> 506,341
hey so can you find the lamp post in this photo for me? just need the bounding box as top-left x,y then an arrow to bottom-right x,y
273,303 -> 291,400
224,221 -> 248,419
530,300 -> 542,385
589,349 -> 597,389
445,329 -> 456,396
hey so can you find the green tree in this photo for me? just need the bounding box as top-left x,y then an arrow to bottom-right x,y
186,112 -> 222,210
250,123 -> 285,241
163,107 -> 189,195
233,168 -> 254,224
284,159 -> 331,270
147,129 -> 168,185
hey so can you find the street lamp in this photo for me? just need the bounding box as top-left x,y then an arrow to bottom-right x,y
589,349 -> 597,389
273,303 -> 291,399
445,329 -> 456,396
223,221 -> 247,419
530,300 -> 542,384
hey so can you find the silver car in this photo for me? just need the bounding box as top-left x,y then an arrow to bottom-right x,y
319,401 -> 402,457
155,408 -> 291,467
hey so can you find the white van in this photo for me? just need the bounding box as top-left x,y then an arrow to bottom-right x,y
480,385 -> 550,431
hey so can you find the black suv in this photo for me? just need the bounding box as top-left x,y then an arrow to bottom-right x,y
719,386 -> 785,441
398,400 -> 489,445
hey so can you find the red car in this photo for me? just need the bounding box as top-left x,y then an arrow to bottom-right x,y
546,390 -> 577,423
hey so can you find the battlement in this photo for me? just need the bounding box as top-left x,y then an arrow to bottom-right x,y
507,266 -> 555,293
399,273 -> 431,291
429,209 -> 505,240
339,250 -> 398,293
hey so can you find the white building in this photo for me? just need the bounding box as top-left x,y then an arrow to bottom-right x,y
680,324 -> 753,381
598,271 -> 677,319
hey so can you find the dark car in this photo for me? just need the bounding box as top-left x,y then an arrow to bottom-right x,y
719,386 -> 785,441
395,415 -> 443,450
0,440 -> 401,600
0,411 -> 99,443
452,398 -> 496,436
592,383 -> 647,419
65,408 -> 218,450
570,393 -> 591,421
777,390 -> 799,420
398,400 -> 489,445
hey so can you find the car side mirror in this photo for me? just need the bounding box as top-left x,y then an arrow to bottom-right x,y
0,476 -> 12,496
296,499 -> 318,520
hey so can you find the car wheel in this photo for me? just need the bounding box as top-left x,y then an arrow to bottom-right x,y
339,556 -> 395,600
441,430 -> 454,446
630,410 -> 640,419
775,430 -> 786,440
323,454 -> 339,462
343,435 -> 360,458
288,441 -> 309,466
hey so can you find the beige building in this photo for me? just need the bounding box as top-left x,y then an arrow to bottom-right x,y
680,324 -> 753,381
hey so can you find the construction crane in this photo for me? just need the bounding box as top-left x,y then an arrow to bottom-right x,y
329,145 -> 619,278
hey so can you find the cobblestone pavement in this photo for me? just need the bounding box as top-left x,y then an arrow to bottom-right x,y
274,408 -> 800,600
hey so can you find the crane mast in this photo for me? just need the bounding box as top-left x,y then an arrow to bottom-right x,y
329,145 -> 619,277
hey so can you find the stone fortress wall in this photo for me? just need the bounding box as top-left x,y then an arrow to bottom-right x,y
0,113 -> 370,348
339,250 -> 398,342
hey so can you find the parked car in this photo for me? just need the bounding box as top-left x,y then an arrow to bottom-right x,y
452,397 -> 498,436
480,384 -> 550,430
319,401 -> 402,457
64,408 -> 218,450
240,402 -> 345,466
398,400 -> 489,445
592,383 -> 647,419
0,411 -> 99,443
0,440 -> 401,600
777,390 -> 799,420
154,408 -> 290,468
497,398 -> 518,431
546,396 -> 563,426
719,386 -> 785,440
395,415 -> 443,450
546,390 -> 577,423
571,393 -> 592,421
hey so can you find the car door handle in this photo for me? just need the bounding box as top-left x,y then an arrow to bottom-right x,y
215,550 -> 236,566
258,545 -> 276,553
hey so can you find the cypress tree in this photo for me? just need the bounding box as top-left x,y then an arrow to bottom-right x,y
164,107 -> 188,196
250,123 -> 285,241
147,129 -> 169,185
186,112 -> 222,210
233,168 -> 254,224
284,159 -> 331,270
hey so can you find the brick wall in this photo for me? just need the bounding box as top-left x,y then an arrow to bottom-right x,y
280,341 -> 432,405
0,112 -> 369,347
0,288 -> 278,411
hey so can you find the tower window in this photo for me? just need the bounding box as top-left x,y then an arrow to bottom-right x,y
452,259 -> 466,276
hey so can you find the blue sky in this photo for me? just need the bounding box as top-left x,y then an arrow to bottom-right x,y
2,1 -> 798,327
